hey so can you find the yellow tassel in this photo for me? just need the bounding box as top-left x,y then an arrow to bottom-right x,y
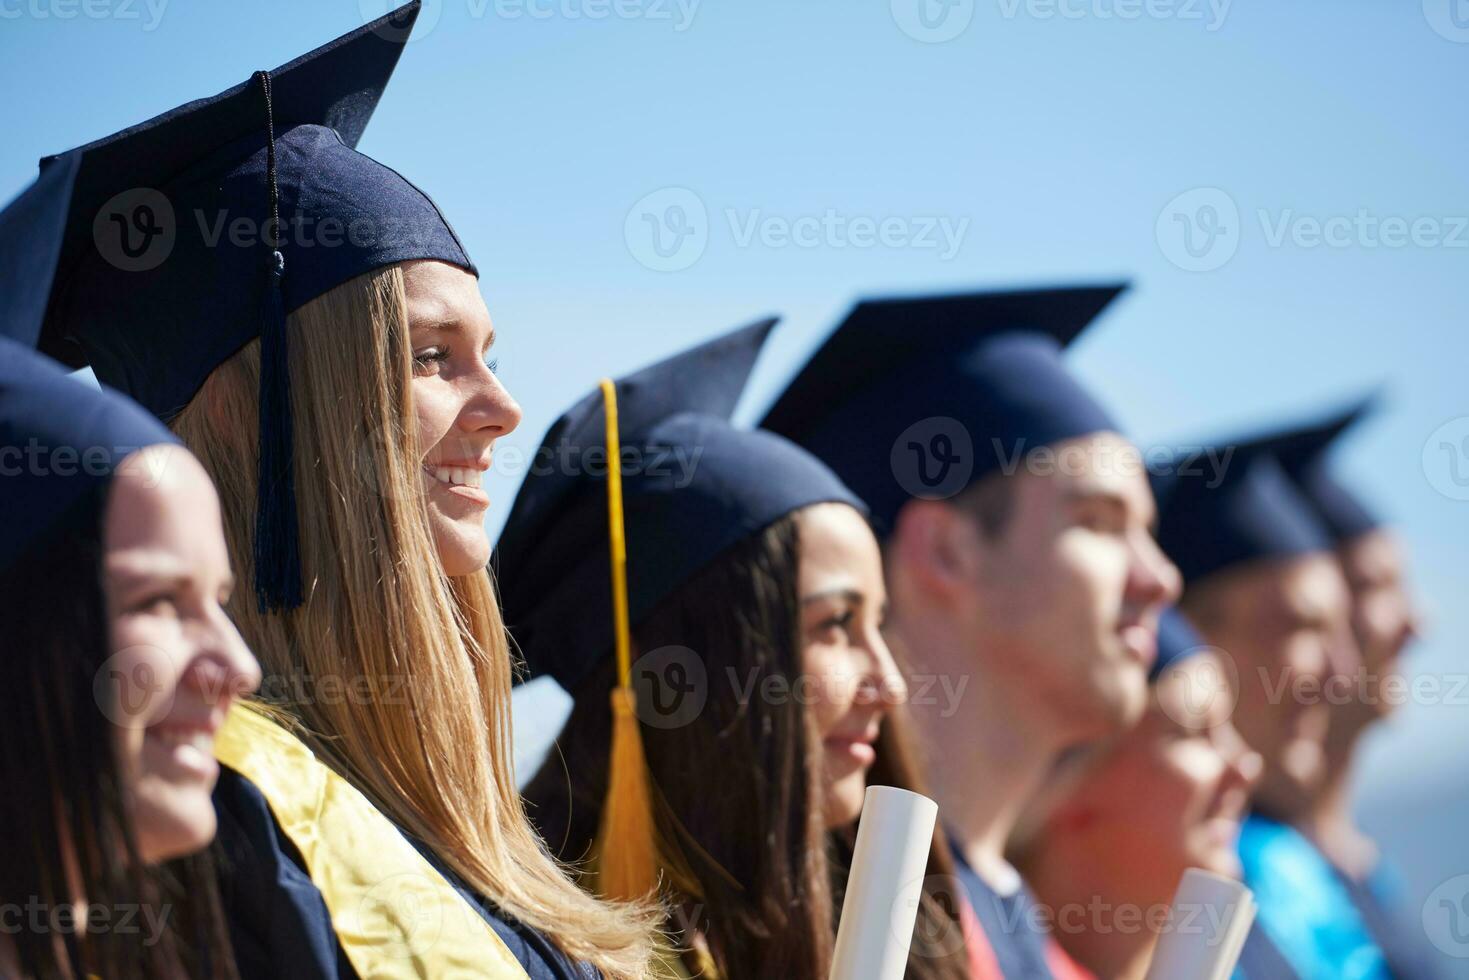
595,687 -> 661,901
592,379 -> 660,902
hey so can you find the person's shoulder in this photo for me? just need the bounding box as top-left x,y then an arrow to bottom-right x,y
1239,814 -> 1337,891
1234,925 -> 1300,980
213,766 -> 357,980
1239,814 -> 1312,873
410,841 -> 602,980
484,914 -> 603,980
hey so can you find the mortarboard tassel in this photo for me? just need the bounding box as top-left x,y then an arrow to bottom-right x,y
592,378 -> 660,902
251,70 -> 304,612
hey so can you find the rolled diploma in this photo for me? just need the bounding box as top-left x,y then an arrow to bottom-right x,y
829,785 -> 939,980
1144,867 -> 1257,980
1210,888 -> 1256,980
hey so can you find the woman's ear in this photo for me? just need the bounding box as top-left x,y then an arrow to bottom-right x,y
889,499 -> 982,606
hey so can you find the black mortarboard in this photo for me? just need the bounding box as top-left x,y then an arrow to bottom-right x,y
0,338 -> 180,572
760,284 -> 1127,531
0,150 -> 80,346
1152,442 -> 1331,589
1238,397 -> 1382,544
495,319 -> 867,692
31,1 -> 472,611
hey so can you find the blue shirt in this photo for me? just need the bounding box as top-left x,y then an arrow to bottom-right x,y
1238,813 -> 1391,980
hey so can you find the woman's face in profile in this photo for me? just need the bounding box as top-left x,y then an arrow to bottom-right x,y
104,445 -> 260,864
403,260 -> 522,577
797,502 -> 908,829
1051,652 -> 1261,894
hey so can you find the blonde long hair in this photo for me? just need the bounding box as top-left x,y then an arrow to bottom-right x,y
173,263 -> 654,977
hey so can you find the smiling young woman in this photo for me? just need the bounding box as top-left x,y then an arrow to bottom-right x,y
501,324 -> 974,980
30,6 -> 656,975
1009,615 -> 1264,980
173,260 -> 654,978
0,341 -> 261,980
524,505 -> 972,980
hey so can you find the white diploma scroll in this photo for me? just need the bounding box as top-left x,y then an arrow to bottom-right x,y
829,785 -> 939,980
1144,867 -> 1258,980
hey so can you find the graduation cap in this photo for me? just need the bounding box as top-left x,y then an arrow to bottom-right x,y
0,338 -> 180,573
495,318 -> 865,901
495,316 -> 865,692
31,1 -> 472,612
760,283 -> 1127,531
1152,441 -> 1331,589
0,149 -> 80,347
1238,396 -> 1382,544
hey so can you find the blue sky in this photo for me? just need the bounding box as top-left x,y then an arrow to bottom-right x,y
5,0 -> 1466,947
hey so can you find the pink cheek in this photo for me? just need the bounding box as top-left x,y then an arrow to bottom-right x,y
408,383 -> 457,454
112,625 -> 187,697
808,689 -> 840,734
1054,539 -> 1117,600
804,674 -> 845,734
1169,764 -> 1218,820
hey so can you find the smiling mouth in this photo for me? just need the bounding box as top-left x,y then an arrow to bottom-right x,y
424,465 -> 484,489
1200,816 -> 1243,848
824,722 -> 882,767
1118,623 -> 1158,667
144,725 -> 220,781
149,728 -> 214,755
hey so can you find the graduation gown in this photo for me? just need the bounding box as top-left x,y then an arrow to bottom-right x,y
414,842 -> 599,980
1238,813 -> 1391,980
211,703 -> 596,980
1235,923 -> 1302,980
1337,858 -> 1450,980
949,838 -> 1094,980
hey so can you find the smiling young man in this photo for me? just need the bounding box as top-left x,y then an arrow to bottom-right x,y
1221,404 -> 1444,980
763,283 -> 1181,979
1153,433 -> 1401,980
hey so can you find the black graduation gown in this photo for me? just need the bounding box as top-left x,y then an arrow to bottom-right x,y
1235,923 -> 1301,980
212,767 -> 598,980
950,839 -> 1058,980
410,839 -> 600,980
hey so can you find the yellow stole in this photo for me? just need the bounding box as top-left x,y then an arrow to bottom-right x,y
650,936 -> 721,980
651,946 -> 696,980
213,702 -> 531,979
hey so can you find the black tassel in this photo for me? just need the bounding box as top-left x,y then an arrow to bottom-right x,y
252,70 -> 303,612
254,248 -> 302,611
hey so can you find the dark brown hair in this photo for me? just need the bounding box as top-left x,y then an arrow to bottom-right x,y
524,513 -> 971,980
0,486 -> 236,980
